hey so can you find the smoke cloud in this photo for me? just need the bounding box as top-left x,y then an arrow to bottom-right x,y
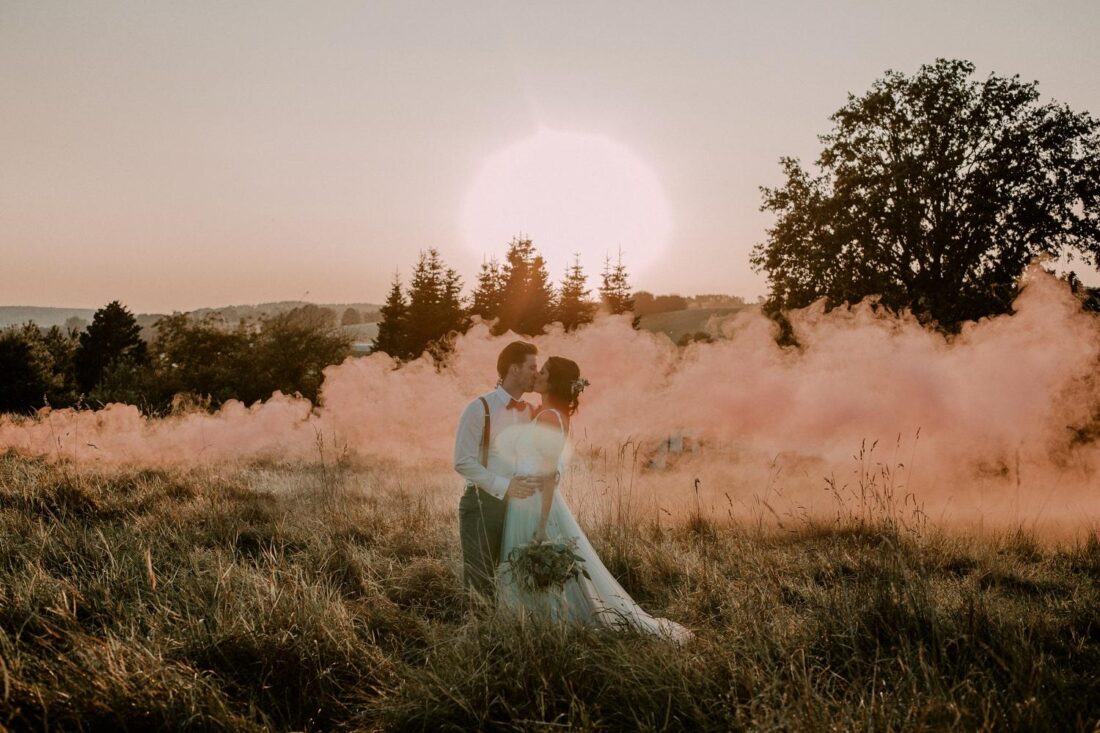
3,264 -> 1098,536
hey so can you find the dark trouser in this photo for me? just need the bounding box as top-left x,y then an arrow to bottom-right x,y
459,484 -> 507,599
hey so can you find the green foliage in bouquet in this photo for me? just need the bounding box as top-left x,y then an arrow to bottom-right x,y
506,537 -> 590,593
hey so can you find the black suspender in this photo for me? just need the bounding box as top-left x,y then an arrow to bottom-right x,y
477,396 -> 490,468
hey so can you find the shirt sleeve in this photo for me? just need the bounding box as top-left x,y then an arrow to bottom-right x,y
453,399 -> 511,499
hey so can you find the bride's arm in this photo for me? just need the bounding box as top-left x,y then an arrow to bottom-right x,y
533,411 -> 566,539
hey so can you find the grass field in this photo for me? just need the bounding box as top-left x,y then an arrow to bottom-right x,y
636,307 -> 750,344
0,451 -> 1098,731
342,322 -> 381,353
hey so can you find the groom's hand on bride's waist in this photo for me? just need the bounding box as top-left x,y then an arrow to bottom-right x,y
505,476 -> 540,499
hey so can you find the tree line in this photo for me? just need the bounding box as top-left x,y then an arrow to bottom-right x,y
0,242 -> 646,415
0,302 -> 350,415
0,241 -> 682,415
373,237 -> 634,360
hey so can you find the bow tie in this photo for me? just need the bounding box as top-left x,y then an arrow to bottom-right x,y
506,399 -> 527,411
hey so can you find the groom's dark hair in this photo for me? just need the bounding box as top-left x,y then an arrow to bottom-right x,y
497,341 -> 537,380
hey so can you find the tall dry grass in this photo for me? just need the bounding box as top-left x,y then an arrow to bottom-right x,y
0,448 -> 1097,731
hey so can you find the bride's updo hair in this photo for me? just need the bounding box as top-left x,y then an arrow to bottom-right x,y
543,356 -> 585,417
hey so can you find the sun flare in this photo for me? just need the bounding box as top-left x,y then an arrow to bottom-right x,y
459,129 -> 672,279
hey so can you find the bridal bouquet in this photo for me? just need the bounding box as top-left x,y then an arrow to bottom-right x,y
506,537 -> 590,593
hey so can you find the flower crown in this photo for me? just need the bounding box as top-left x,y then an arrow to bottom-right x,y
570,377 -> 590,398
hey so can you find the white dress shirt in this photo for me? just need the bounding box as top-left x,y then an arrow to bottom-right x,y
453,386 -> 533,500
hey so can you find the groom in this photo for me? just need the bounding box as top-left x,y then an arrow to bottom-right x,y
454,340 -> 541,599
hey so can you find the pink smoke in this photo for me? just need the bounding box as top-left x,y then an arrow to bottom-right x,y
3,264 -> 1098,535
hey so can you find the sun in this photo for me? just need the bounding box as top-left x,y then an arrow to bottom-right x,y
459,129 -> 672,280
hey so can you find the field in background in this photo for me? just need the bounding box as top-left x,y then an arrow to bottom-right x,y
0,452 -> 1097,731
636,306 -> 750,343
343,322 -> 381,354
0,306 -> 98,330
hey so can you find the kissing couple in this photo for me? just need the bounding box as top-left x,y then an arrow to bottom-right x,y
454,341 -> 692,643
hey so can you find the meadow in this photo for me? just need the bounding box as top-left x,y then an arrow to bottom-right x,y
0,448 -> 1097,732
635,306 -> 748,345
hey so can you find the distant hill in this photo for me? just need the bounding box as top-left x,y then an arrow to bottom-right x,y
0,307 -> 97,329
1,302 -> 381,331
188,302 -> 381,324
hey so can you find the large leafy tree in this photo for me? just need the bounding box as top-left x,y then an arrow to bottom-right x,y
150,313 -> 252,407
0,329 -> 49,413
751,58 -> 1100,331
74,301 -> 148,392
248,307 -> 351,405
0,324 -> 81,410
340,307 -> 362,326
35,324 -> 80,407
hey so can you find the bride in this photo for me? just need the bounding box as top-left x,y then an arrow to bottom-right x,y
496,357 -> 693,644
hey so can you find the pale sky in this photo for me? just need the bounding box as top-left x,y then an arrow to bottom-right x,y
3,1 -> 1099,313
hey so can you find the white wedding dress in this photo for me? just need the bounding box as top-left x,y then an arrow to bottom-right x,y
496,409 -> 693,644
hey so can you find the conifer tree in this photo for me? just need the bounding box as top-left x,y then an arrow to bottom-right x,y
373,272 -> 410,359
404,250 -> 441,356
496,238 -> 530,335
496,237 -> 556,336
469,257 -> 505,324
599,250 -> 634,315
74,301 -> 147,392
556,254 -> 595,331
440,265 -> 469,336
405,248 -> 467,358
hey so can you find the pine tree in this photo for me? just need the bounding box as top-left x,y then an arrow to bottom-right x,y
405,249 -> 443,356
373,272 -> 410,359
523,251 -> 556,335
599,250 -> 634,315
440,265 -> 468,336
405,248 -> 467,358
469,257 -> 504,324
556,254 -> 595,331
74,301 -> 147,392
496,237 -> 555,336
496,238 -> 530,335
